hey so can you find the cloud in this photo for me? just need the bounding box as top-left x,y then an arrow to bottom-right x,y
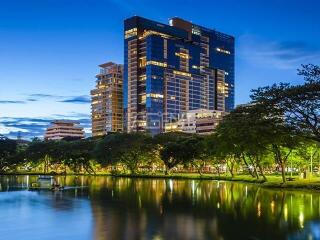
238,35 -> 320,70
26,93 -> 91,104
52,112 -> 91,119
0,124 -> 29,135
26,98 -> 38,102
28,93 -> 60,98
59,95 -> 91,104
0,100 -> 25,104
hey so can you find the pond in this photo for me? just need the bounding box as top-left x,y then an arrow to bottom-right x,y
0,175 -> 319,240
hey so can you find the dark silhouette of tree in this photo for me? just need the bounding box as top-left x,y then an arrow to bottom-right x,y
251,64 -> 320,142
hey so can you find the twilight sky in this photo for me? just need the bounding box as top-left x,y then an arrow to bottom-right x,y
0,0 -> 320,139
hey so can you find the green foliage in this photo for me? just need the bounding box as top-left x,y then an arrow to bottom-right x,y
23,138 -> 96,174
251,64 -> 320,142
94,133 -> 153,174
154,133 -> 204,174
0,139 -> 20,172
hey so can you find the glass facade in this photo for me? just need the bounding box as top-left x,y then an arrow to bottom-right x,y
124,16 -> 235,134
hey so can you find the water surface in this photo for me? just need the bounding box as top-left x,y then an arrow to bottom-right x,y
0,175 -> 320,240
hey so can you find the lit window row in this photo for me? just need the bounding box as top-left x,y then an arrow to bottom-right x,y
137,121 -> 146,127
173,70 -> 191,77
146,61 -> 167,67
146,93 -> 164,99
216,48 -> 231,55
139,75 -> 147,81
125,28 -> 137,39
139,30 -> 171,39
175,52 -> 190,59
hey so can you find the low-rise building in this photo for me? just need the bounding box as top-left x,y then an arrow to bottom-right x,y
44,120 -> 85,140
165,109 -> 226,135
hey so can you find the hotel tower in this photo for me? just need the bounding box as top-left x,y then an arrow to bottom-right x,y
124,16 -> 235,134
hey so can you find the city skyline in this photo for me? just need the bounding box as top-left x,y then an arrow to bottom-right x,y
1,0 -> 320,138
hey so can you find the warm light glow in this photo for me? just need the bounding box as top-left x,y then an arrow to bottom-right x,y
284,204 -> 288,222
146,61 -> 167,67
175,52 -> 190,59
216,47 -> 231,55
146,93 -> 164,99
173,70 -> 191,77
125,28 -> 137,39
299,212 -> 304,228
270,201 -> 275,214
139,30 -> 171,40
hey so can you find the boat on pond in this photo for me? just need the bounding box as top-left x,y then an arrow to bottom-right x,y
29,175 -> 64,191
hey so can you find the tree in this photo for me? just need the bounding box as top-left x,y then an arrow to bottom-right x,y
214,103 -> 299,182
251,64 -> 320,142
23,139 -> 59,173
185,135 -> 212,175
0,139 -> 19,173
61,139 -> 96,174
154,133 -> 199,175
94,133 -> 152,174
294,140 -> 320,176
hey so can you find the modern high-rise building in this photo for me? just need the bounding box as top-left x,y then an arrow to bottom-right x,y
44,120 -> 85,140
124,16 -> 234,134
91,62 -> 123,137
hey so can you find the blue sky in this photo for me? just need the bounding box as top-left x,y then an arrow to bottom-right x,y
0,0 -> 320,139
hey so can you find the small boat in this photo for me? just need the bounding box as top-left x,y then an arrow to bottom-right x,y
28,175 -> 64,191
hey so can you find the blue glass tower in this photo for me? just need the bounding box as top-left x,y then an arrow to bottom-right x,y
124,16 -> 234,134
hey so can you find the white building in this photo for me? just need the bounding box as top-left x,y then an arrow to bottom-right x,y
165,109 -> 227,135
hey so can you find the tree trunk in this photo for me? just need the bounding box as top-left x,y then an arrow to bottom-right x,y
257,163 -> 267,181
197,161 -> 204,176
227,159 -> 235,178
280,161 -> 286,183
242,155 -> 255,177
228,163 -> 234,178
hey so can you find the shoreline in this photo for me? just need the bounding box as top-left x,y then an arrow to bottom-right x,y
2,172 -> 320,191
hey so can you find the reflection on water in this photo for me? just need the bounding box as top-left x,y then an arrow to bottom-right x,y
1,175 -> 320,240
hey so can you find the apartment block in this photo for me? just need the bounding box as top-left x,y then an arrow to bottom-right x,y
91,62 -> 123,137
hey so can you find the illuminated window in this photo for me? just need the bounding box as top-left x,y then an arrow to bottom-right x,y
175,52 -> 190,59
173,70 -> 191,77
137,121 -> 146,127
125,28 -> 137,39
139,75 -> 146,81
139,57 -> 146,67
146,93 -> 164,99
146,61 -> 167,67
216,48 -> 231,55
192,26 -> 201,36
139,30 -> 171,40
